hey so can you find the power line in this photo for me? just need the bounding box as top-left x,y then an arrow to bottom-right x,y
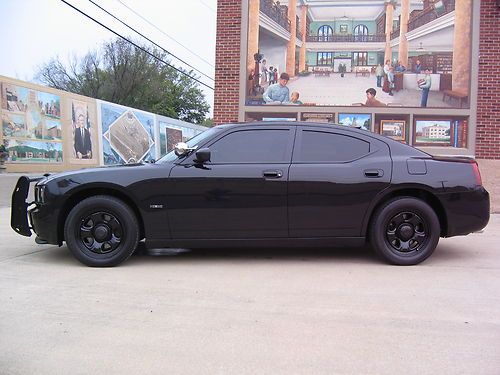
116,0 -> 215,69
199,0 -> 216,13
87,0 -> 214,82
59,0 -> 214,91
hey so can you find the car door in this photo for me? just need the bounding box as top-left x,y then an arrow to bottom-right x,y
288,126 -> 392,237
167,126 -> 295,239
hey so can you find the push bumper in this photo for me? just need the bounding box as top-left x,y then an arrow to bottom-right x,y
11,176 -> 43,236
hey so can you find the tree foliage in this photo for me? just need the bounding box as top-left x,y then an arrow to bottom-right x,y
36,38 -> 210,123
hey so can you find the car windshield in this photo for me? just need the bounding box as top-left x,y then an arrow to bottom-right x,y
157,127 -> 222,164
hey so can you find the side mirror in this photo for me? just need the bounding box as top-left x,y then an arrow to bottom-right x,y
194,148 -> 211,163
174,142 -> 196,157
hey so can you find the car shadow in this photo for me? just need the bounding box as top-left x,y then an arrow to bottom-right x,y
129,243 -> 380,265
25,240 -> 477,267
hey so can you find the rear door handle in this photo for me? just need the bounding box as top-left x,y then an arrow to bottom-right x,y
263,170 -> 283,179
364,169 -> 383,178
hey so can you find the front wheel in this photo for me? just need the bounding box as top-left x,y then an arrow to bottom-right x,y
369,197 -> 440,265
64,195 -> 139,267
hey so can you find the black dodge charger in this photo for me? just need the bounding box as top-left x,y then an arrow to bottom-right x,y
11,122 -> 490,267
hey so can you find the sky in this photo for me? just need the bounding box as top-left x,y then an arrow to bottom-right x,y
0,0 -> 217,116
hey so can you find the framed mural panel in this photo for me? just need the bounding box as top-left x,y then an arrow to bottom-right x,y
1,83 -> 63,163
301,112 -> 335,123
70,99 -> 97,164
99,102 -> 155,165
414,119 -> 452,146
338,113 -> 371,131
381,120 -> 406,141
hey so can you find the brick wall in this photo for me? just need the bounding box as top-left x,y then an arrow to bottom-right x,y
476,0 -> 500,159
214,0 -> 242,125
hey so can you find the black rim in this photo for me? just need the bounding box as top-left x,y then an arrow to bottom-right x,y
385,211 -> 428,255
79,211 -> 123,254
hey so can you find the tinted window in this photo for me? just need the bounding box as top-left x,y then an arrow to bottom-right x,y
296,130 -> 370,162
210,129 -> 290,163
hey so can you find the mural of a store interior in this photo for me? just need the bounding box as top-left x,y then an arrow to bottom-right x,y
245,0 -> 472,150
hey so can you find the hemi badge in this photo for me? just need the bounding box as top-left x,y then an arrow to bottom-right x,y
150,204 -> 164,209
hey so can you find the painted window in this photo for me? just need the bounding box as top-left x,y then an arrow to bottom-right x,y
353,24 -> 369,42
317,25 -> 333,41
353,52 -> 368,66
317,52 -> 333,66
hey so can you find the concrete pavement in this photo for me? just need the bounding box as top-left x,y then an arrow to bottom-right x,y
0,174 -> 499,374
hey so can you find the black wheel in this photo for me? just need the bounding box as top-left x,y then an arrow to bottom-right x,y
64,195 -> 139,267
369,197 -> 440,265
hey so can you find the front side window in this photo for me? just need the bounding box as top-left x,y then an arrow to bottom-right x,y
295,130 -> 370,163
209,129 -> 291,163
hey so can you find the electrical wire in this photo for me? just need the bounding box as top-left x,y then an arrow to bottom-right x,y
59,0 -> 214,90
116,0 -> 215,68
87,0 -> 214,82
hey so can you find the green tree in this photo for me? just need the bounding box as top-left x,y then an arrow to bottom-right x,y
36,38 -> 210,124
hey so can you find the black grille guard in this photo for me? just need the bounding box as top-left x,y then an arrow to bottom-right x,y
11,176 -> 44,237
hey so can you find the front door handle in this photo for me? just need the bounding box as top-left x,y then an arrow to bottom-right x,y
263,170 -> 283,179
364,169 -> 383,178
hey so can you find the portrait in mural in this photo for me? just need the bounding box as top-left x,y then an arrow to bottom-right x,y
100,102 -> 155,165
1,83 -> 63,163
246,0 -> 471,109
71,100 -> 94,162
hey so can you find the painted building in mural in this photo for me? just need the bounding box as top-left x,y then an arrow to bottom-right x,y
0,75 -> 207,173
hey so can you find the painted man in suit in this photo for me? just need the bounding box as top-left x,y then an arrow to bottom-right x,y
74,113 -> 92,159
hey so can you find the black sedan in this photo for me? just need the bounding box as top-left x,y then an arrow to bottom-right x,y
11,122 -> 490,267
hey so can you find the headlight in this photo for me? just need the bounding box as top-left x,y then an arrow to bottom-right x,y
35,185 -> 46,204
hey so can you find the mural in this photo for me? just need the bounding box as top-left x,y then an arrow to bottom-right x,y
0,78 -> 206,168
158,121 -> 204,158
246,0 -> 471,109
1,83 -> 62,163
415,119 -> 451,145
338,113 -> 371,131
3,139 -> 62,163
100,102 -> 155,165
70,99 -> 97,163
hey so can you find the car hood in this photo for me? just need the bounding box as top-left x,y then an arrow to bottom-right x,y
40,162 -> 171,187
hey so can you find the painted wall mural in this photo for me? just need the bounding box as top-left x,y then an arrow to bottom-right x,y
71,99 -> 97,164
158,120 -> 204,158
246,0 -> 472,109
1,83 -> 63,163
100,102 -> 156,165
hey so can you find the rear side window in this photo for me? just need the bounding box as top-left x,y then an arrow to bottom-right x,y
210,129 -> 290,163
296,130 -> 370,162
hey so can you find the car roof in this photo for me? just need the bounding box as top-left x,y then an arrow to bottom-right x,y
217,121 -> 429,157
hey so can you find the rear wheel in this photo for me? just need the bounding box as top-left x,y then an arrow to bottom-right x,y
369,197 -> 440,265
64,195 -> 139,267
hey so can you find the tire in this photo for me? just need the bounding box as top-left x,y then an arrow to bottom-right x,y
64,195 -> 139,267
369,197 -> 440,265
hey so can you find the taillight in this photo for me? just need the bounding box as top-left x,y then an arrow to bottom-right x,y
471,162 -> 482,186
